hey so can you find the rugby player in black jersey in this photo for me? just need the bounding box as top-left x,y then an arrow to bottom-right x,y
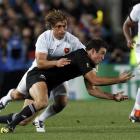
0,38 -> 133,133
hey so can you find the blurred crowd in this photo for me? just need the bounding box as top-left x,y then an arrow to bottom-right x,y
0,0 -> 131,72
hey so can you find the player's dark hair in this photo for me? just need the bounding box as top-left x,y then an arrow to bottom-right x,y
86,38 -> 108,52
45,9 -> 68,28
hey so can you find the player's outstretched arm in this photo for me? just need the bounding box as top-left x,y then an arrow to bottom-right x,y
85,81 -> 128,101
84,70 -> 134,86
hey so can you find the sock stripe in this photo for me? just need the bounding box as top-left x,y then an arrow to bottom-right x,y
29,104 -> 36,114
12,113 -> 18,121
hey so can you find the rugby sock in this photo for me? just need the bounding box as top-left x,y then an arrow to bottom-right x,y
130,107 -> 135,117
0,89 -> 13,105
8,104 -> 36,129
130,88 -> 140,116
135,88 -> 140,108
0,113 -> 15,124
38,105 -> 56,122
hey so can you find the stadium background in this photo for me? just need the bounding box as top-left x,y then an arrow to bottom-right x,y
1,1 -> 140,140
0,0 -> 139,99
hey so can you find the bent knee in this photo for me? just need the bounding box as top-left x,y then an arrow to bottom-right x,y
59,101 -> 67,109
54,95 -> 68,107
54,102 -> 67,112
35,100 -> 48,110
11,90 -> 24,100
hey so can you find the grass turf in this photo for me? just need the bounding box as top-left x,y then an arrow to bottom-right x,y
0,99 -> 140,140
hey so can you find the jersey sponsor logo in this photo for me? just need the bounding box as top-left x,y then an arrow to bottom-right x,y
86,63 -> 90,68
64,48 -> 70,54
39,74 -> 46,80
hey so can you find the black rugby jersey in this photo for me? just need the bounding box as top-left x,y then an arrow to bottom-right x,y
26,49 -> 96,92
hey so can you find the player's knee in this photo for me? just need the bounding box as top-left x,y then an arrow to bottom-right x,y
60,100 -> 67,109
41,100 -> 48,109
54,95 -> 68,110
57,104 -> 66,112
11,90 -> 24,100
11,89 -> 18,100
54,101 -> 67,112
35,100 -> 48,110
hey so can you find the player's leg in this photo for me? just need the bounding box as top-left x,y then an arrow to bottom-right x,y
37,83 -> 68,120
0,89 -> 25,109
0,113 -> 17,124
0,99 -> 38,125
129,49 -> 140,122
33,82 -> 68,132
1,81 -> 49,133
36,95 -> 68,121
129,88 -> 140,122
0,89 -> 15,109
19,99 -> 40,126
0,72 -> 28,109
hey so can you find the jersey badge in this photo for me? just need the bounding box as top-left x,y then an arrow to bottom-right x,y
64,48 -> 70,54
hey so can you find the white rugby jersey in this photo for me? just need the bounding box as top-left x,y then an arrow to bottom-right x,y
29,30 -> 85,70
130,3 -> 140,44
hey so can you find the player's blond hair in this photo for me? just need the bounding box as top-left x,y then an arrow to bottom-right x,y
45,9 -> 68,28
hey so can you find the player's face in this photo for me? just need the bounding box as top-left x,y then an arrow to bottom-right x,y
90,48 -> 107,64
52,20 -> 67,40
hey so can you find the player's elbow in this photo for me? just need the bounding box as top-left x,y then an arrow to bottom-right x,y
87,86 -> 97,97
37,64 -> 43,69
123,20 -> 134,31
123,22 -> 128,32
89,79 -> 101,86
87,89 -> 94,96
122,23 -> 126,32
85,73 -> 102,86
86,82 -> 96,95
37,61 -> 45,69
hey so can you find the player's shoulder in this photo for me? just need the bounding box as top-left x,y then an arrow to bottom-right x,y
65,31 -> 79,41
76,48 -> 86,53
65,48 -> 85,57
133,3 -> 140,11
71,48 -> 87,56
37,30 -> 51,40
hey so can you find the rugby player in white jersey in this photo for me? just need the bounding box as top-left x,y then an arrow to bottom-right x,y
123,2 -> 140,122
0,10 -> 85,132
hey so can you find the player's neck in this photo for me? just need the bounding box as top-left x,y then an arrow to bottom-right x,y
52,31 -> 65,40
53,34 -> 65,41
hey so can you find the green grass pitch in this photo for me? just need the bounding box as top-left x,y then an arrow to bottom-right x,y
0,99 -> 140,140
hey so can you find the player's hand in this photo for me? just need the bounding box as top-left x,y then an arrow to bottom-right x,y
56,58 -> 71,67
127,39 -> 135,49
113,91 -> 128,102
119,71 -> 134,83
